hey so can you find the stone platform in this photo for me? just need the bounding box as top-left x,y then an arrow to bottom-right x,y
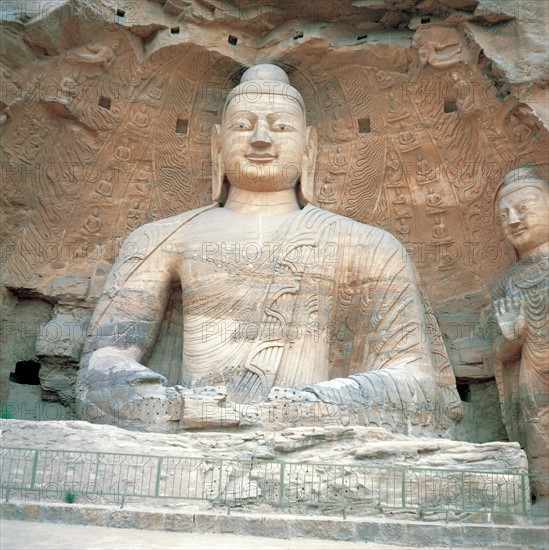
1,502 -> 547,549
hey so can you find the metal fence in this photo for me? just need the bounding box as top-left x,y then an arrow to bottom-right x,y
0,447 -> 540,517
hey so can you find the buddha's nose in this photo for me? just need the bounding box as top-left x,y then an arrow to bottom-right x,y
251,122 -> 271,148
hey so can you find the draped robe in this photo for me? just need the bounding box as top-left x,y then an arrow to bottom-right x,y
82,204 -> 461,431
492,251 -> 549,495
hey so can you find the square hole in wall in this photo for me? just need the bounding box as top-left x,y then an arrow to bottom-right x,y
116,9 -> 125,17
421,17 -> 431,24
358,118 -> 371,134
176,118 -> 188,135
98,96 -> 111,110
228,35 -> 238,46
171,27 -> 180,34
294,31 -> 304,40
444,99 -> 458,113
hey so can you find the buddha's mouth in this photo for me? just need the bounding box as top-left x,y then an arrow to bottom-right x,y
246,153 -> 277,162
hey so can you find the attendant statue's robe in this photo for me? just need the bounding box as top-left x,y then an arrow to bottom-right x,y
80,204 -> 462,434
491,251 -> 549,496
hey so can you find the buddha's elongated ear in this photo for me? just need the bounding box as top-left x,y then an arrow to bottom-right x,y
211,124 -> 224,203
298,126 -> 318,206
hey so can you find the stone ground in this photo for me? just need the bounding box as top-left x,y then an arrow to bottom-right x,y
0,520 -> 430,549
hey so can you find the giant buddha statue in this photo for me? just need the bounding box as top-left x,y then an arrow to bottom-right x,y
76,65 -> 462,434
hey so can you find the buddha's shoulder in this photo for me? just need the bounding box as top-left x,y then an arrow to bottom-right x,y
306,206 -> 405,250
123,204 -> 218,244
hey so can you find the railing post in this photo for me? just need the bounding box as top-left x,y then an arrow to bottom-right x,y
155,457 -> 163,498
521,472 -> 527,515
278,462 -> 285,506
217,460 -> 224,503
94,453 -> 101,494
461,471 -> 465,512
401,467 -> 406,509
30,450 -> 39,490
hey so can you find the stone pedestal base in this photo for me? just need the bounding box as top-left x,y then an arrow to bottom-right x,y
1,420 -> 531,519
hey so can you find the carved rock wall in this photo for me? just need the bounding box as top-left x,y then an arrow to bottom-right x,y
1,1 -> 547,441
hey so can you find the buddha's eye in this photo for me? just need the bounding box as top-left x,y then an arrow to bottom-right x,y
232,120 -> 251,130
500,212 -> 508,221
273,122 -> 291,131
520,204 -> 527,212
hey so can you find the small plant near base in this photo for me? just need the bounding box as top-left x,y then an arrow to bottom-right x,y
65,491 -> 75,504
1,406 -> 14,419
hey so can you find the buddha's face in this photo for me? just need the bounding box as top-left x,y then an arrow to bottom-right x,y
498,184 -> 549,256
220,93 -> 306,192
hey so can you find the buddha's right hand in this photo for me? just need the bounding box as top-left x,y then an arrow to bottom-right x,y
86,347 -> 167,389
76,347 -> 177,427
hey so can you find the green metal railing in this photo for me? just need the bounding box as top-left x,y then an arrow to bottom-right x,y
1,447 -> 543,517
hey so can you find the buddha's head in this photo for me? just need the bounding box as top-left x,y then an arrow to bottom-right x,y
211,64 -> 317,205
497,165 -> 549,258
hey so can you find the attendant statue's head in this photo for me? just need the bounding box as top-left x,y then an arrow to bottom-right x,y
211,64 -> 317,205
497,165 -> 549,259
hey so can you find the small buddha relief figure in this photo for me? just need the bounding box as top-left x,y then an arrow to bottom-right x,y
392,192 -> 406,205
330,145 -> 347,174
92,171 -> 114,201
431,216 -> 450,241
114,139 -> 131,162
426,187 -> 446,214
136,160 -> 154,194
398,125 -> 420,153
132,105 -> 149,128
416,154 -> 436,185
317,174 -> 337,207
387,91 -> 409,122
81,207 -> 102,235
126,201 -> 141,232
385,149 -> 403,187
146,80 -> 163,102
491,165 -> 549,498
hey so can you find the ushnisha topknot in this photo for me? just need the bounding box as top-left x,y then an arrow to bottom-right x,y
498,164 -> 548,198
222,63 -> 306,119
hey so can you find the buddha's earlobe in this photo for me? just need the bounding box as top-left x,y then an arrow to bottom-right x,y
298,126 -> 318,205
211,124 -> 225,203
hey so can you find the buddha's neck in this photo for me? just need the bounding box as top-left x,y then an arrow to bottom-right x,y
224,186 -> 300,217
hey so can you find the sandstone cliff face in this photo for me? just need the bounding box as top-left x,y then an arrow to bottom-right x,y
1,1 -> 547,441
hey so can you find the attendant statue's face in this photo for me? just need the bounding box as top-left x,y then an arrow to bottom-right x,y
220,94 -> 306,192
498,183 -> 549,256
